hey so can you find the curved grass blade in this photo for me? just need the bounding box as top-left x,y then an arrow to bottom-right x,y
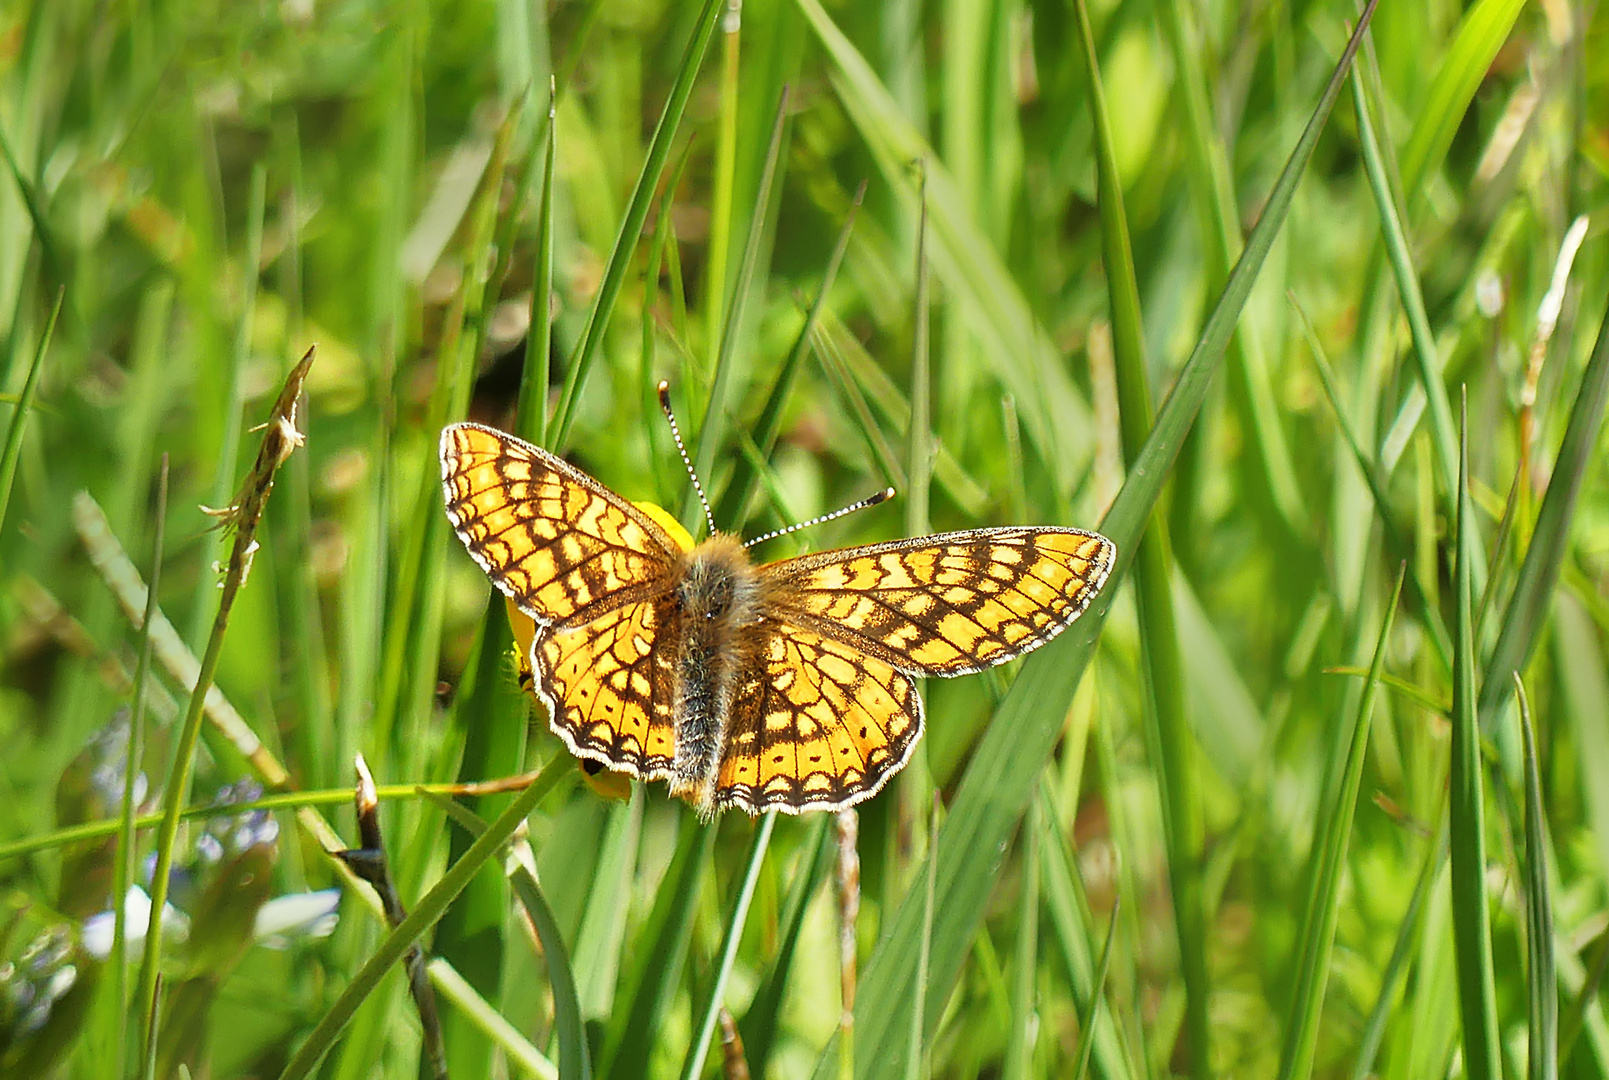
807,7 -> 1379,1074
518,85 -> 559,447
1352,63 -> 1462,532
508,847 -> 591,1080
1159,0 -> 1304,536
793,0 -> 1092,475
1278,565 -> 1404,1080
1291,290 -> 1452,669
1397,0 -> 1528,198
1346,821 -> 1446,1080
1001,799 -> 1040,1080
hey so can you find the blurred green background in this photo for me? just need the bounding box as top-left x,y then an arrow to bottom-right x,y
1,0 -> 1607,1077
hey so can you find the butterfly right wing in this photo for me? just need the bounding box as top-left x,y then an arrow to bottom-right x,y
762,527 -> 1115,676
713,621 -> 923,814
440,422 -> 685,626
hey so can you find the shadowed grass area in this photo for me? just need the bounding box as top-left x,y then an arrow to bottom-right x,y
1,2 -> 1606,1078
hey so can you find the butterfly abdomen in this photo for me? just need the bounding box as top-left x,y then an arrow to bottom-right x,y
668,535 -> 768,814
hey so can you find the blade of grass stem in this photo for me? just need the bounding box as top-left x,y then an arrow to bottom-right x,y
1279,564 -> 1404,1080
1397,0 -> 1529,198
703,0 -> 743,375
1516,675 -> 1557,1080
906,795 -> 938,1080
550,0 -> 724,449
507,836 -> 590,1080
1479,295 -> 1609,729
1160,0 -> 1305,537
1352,65 -> 1462,525
681,814 -> 776,1080
1292,291 -> 1452,668
1346,823 -> 1448,1080
715,181 -> 865,531
740,817 -> 832,1078
807,9 -> 1377,1074
1076,0 -> 1207,1071
1038,784 -> 1135,1080
109,455 -> 168,1078
905,177 -> 932,539
186,164 -> 266,648
1002,799 -> 1040,1080
599,821 -> 715,1080
1071,899 -> 1120,1080
1449,393 -> 1501,1080
688,87 -> 790,531
518,84 -> 558,447
794,0 -> 1091,473
0,288 -> 59,535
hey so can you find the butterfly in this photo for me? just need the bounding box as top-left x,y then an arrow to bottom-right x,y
440,415 -> 1115,817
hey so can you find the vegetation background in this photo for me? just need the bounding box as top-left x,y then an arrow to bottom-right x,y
1,0 -> 1606,1077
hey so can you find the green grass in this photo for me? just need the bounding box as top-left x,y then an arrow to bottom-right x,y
1,1 -> 1607,1078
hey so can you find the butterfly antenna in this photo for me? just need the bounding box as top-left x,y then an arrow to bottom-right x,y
744,487 -> 896,549
658,381 -> 717,537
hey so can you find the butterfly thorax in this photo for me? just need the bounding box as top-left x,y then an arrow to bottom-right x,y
667,534 -> 770,814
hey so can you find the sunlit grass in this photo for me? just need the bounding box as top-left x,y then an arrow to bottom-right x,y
1,1 -> 1605,1078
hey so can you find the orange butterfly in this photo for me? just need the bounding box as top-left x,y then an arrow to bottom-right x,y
441,410 -> 1114,817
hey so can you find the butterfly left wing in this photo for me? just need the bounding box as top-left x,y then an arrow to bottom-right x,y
713,622 -> 923,814
762,526 -> 1115,677
440,422 -> 685,626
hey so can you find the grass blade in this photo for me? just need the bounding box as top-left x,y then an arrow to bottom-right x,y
1071,898 -> 1120,1080
1516,676 -> 1557,1080
599,821 -> 715,1080
1352,62 -> 1461,522
1479,293 -> 1609,728
518,85 -> 559,447
1448,394 -> 1500,1080
689,87 -> 791,529
1075,0 -> 1208,1070
680,814 -> 776,1080
0,288 -> 60,535
550,0 -> 725,448
275,759 -> 570,1080
1278,564 -> 1404,1080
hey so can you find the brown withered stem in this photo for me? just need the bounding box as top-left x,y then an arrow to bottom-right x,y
337,754 -> 448,1080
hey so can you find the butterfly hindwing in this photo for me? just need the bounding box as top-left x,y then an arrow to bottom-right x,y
762,527 -> 1115,677
533,597 -> 678,780
714,622 -> 922,814
440,422 -> 684,626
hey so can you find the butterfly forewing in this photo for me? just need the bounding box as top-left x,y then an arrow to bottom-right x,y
535,597 -> 678,780
763,527 -> 1116,676
715,624 -> 922,813
440,423 -> 684,626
